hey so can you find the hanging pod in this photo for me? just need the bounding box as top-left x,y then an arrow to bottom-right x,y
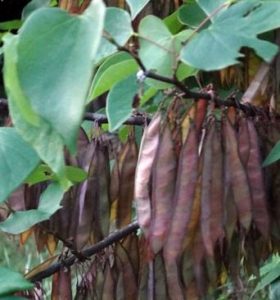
164,122 -> 198,262
116,132 -> 138,228
223,116 -> 252,231
246,119 -> 270,238
149,123 -> 177,255
135,113 -> 162,237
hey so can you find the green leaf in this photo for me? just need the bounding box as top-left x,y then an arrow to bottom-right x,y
89,52 -> 138,100
0,267 -> 33,296
0,20 -> 22,31
178,3 -> 208,28
176,62 -> 198,81
25,164 -> 87,185
138,16 -> 193,88
65,166 -> 87,183
164,9 -> 183,34
104,7 -> 133,45
0,182 -> 64,234
95,7 -> 133,63
126,0 -> 150,19
3,35 -> 65,174
25,164 -> 52,185
263,141 -> 280,166
197,0 -> 228,19
180,0 -> 280,71
15,1 -> 105,152
106,74 -> 138,131
0,128 -> 39,203
22,0 -> 50,20
253,262 -> 280,295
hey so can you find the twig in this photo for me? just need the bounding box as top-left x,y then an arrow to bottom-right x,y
84,112 -> 149,126
26,221 -> 140,283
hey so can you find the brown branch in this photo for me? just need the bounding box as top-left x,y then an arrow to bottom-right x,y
26,221 -> 140,283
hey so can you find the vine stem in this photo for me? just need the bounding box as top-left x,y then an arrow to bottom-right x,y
26,221 -> 140,283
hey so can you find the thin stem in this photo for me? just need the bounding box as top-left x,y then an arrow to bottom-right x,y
26,221 -> 140,282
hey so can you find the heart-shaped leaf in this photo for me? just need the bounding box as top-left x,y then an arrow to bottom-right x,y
12,1 -> 105,152
180,0 -> 280,70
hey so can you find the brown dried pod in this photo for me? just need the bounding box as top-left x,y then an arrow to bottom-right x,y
149,123 -> 177,255
223,116 -> 252,231
135,113 -> 161,237
164,123 -> 198,262
117,133 -> 138,228
247,119 -> 270,238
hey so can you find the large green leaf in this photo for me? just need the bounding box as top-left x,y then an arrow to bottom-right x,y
15,1 -> 105,152
89,53 -> 138,100
180,0 -> 280,70
3,34 -> 65,175
0,182 -> 64,234
0,267 -> 33,296
0,128 -> 39,203
138,16 -> 193,88
106,74 -> 138,131
126,0 -> 150,19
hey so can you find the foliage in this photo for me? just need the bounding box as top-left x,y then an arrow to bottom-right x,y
0,0 -> 280,298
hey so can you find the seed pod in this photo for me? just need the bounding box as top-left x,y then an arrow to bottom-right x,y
247,119 -> 270,238
210,122 -> 224,246
238,116 -> 250,167
223,116 -> 252,231
149,124 -> 177,255
51,267 -> 72,300
164,123 -> 198,262
135,113 -> 161,237
195,99 -> 208,135
200,119 -> 215,256
92,140 -> 110,242
116,243 -> 138,300
117,134 -> 138,228
72,140 -> 97,249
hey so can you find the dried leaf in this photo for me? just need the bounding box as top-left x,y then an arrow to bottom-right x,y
19,228 -> 33,246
